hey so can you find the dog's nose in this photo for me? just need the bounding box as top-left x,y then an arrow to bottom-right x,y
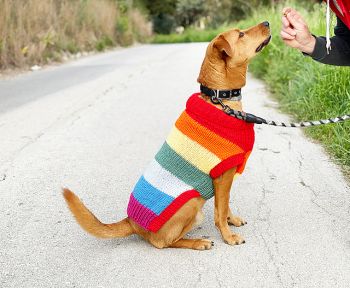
262,21 -> 270,27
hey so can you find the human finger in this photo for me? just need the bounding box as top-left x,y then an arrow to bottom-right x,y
290,9 -> 307,25
282,25 -> 297,36
280,30 -> 296,40
282,7 -> 293,16
288,9 -> 308,27
282,16 -> 291,28
286,11 -> 305,29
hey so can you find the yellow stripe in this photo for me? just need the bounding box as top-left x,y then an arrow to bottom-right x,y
166,126 -> 221,174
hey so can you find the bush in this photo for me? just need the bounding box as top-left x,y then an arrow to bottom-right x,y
95,36 -> 114,52
152,14 -> 176,34
176,0 -> 206,27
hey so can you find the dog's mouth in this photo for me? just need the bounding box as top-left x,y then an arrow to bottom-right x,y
256,35 -> 272,53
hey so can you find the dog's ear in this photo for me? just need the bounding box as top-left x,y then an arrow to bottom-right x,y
214,34 -> 233,58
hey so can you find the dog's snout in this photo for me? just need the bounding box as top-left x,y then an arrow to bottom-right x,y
262,21 -> 270,27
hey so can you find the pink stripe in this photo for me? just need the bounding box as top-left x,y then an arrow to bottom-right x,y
127,193 -> 157,229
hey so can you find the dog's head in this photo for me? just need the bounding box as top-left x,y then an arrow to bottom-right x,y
198,22 -> 271,90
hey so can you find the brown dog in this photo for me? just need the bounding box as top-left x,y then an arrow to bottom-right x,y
63,22 -> 271,250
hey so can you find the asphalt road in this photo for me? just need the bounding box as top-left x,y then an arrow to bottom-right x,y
0,43 -> 349,288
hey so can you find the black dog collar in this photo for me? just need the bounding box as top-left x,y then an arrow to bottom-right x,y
200,84 -> 242,102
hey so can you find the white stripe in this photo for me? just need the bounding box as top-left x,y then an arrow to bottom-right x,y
143,159 -> 194,198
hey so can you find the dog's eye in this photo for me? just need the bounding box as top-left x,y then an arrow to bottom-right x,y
239,32 -> 245,38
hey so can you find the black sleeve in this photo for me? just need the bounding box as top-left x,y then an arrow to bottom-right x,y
306,17 -> 350,66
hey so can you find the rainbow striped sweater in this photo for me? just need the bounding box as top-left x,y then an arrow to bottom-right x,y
127,93 -> 255,232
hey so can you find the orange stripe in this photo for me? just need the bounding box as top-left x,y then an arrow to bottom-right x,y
236,151 -> 251,174
175,112 -> 243,159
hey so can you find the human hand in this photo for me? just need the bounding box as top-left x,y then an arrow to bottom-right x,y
281,7 -> 316,54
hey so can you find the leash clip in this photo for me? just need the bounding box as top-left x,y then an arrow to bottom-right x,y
210,96 -> 220,104
210,90 -> 220,104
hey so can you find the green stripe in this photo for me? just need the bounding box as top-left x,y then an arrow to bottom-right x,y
155,142 -> 214,200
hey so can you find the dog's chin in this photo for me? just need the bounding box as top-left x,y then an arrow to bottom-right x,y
255,35 -> 272,53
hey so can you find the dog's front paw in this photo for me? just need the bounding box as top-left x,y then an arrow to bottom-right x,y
223,234 -> 245,246
227,216 -> 247,227
192,239 -> 214,250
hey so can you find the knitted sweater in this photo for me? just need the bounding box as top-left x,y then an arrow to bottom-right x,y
127,93 -> 255,232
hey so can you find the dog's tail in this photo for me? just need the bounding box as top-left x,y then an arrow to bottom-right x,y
62,188 -> 135,239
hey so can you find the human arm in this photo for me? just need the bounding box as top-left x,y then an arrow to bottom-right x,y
309,17 -> 350,66
281,8 -> 350,66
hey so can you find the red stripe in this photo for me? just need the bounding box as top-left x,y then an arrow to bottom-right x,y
186,93 -> 255,150
210,154 -> 245,178
147,190 -> 201,232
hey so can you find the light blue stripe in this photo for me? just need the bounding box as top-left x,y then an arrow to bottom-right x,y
132,176 -> 174,215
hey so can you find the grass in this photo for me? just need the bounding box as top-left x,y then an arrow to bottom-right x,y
0,0 -> 152,70
152,27 -> 228,43
152,1 -> 350,171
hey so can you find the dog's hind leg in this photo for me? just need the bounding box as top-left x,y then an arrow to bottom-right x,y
227,207 -> 247,227
167,205 -> 212,250
133,197 -> 213,250
169,238 -> 213,250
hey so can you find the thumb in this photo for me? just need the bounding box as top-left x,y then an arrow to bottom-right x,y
286,12 -> 305,30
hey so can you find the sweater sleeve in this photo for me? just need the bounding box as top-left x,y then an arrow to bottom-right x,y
304,17 -> 350,66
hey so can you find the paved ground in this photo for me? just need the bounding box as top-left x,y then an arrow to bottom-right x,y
0,43 -> 349,288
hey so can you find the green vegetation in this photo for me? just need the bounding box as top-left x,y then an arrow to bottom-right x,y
153,27 -> 227,43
